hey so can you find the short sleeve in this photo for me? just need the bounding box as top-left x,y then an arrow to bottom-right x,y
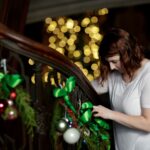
91,78 -> 108,95
141,73 -> 150,108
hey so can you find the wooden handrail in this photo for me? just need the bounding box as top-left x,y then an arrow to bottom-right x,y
0,23 -> 108,106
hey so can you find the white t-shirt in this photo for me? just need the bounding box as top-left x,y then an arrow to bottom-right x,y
91,61 -> 150,150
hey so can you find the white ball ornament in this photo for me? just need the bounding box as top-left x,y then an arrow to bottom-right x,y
63,128 -> 80,144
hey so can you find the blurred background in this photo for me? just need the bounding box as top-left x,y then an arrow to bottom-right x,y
0,1 -> 150,150
24,1 -> 150,81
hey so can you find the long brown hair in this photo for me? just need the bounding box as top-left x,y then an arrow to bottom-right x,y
99,28 -> 144,83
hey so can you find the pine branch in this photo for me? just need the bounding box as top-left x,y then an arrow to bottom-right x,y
49,100 -> 64,149
15,87 -> 37,137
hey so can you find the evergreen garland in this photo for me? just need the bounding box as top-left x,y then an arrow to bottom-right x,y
0,72 -> 37,137
52,76 -> 111,150
49,100 -> 64,149
15,87 -> 37,137
51,98 -> 111,150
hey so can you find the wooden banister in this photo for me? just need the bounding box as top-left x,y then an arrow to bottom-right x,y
0,23 -> 107,106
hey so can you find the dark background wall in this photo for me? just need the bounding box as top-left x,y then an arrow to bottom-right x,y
24,4 -> 150,57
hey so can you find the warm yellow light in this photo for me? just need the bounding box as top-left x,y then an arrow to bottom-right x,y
49,43 -> 56,49
83,56 -> 91,63
81,17 -> 90,27
83,45 -> 91,56
89,33 -> 94,39
84,48 -> 91,56
98,8 -> 109,15
73,50 -> 81,58
61,26 -> 68,33
58,17 -> 65,25
62,36 -> 68,42
45,17 -> 52,24
53,28 -> 60,35
49,36 -> 56,43
91,16 -> 98,23
87,74 -> 94,81
31,74 -> 35,84
45,15 -> 103,80
92,33 -> 103,41
91,63 -> 99,70
28,58 -> 34,65
57,72 -> 61,80
94,70 -> 100,78
74,61 -> 83,68
91,44 -> 99,51
68,45 -> 76,51
91,44 -> 99,59
67,39 -> 74,46
48,21 -> 57,31
43,72 -> 49,82
66,19 -> 74,29
57,32 -> 64,39
85,27 -> 90,34
59,40 -> 66,47
50,77 -> 55,85
56,47 -> 64,54
74,26 -> 81,32
69,28 -> 75,34
70,34 -> 77,41
90,25 -> 99,33
82,68 -> 88,76
47,66 -> 53,70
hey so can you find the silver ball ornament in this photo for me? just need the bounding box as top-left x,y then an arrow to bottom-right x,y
63,127 -> 80,144
56,119 -> 68,133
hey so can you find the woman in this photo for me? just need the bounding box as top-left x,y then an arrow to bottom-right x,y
92,28 -> 150,150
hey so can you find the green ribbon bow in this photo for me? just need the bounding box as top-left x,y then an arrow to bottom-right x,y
53,76 -> 76,114
0,72 -> 23,97
53,76 -> 110,148
79,101 -> 93,124
79,101 -> 110,147
79,101 -> 110,130
53,76 -> 110,131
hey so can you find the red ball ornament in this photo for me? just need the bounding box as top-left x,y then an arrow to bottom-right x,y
9,91 -> 17,100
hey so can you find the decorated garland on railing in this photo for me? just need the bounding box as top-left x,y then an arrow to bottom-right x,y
0,72 -> 37,137
52,76 -> 111,150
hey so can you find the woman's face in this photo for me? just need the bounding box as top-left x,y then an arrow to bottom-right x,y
106,54 -> 123,73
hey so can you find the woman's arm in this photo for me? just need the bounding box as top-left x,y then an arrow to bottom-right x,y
92,105 -> 150,132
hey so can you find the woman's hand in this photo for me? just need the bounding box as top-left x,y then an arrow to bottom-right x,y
92,105 -> 113,119
93,106 -> 150,132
